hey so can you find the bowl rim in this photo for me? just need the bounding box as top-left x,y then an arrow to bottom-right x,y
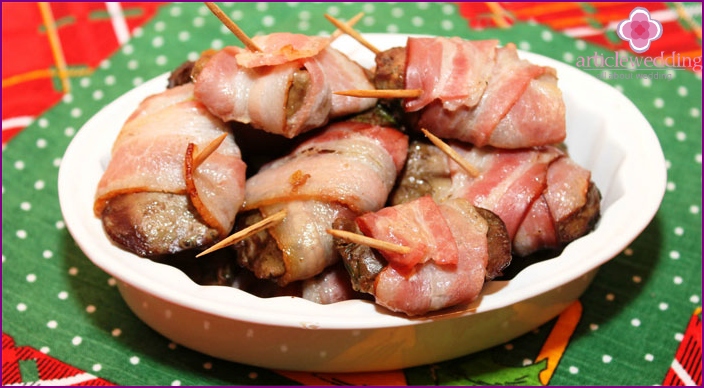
58,32 -> 667,329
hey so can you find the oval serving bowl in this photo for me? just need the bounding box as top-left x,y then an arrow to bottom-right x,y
58,33 -> 667,372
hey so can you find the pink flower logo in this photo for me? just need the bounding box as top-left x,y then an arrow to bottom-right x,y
616,7 -> 663,53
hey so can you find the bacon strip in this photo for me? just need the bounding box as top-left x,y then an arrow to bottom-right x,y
194,34 -> 377,138
240,121 -> 408,285
244,121 -> 408,213
404,37 -> 566,148
361,197 -> 490,316
94,83 -> 246,237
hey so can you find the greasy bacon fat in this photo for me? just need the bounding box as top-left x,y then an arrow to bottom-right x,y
94,84 -> 246,257
194,32 -> 377,138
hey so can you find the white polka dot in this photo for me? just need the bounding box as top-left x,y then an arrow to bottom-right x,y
171,381 -> 181,386
112,328 -> 122,337
664,117 -> 674,127
16,230 -> 27,239
178,31 -> 190,42
211,39 -> 224,50
391,7 -> 404,18
17,303 -> 27,312
58,291 -> 68,300
659,302 -> 669,310
26,273 -> 36,282
673,276 -> 683,285
575,40 -> 587,50
602,354 -> 612,363
86,305 -> 96,314
14,160 -> 25,170
154,21 -> 166,32
132,77 -> 143,87
569,366 -> 579,374
40,347 -> 50,354
678,86 -> 688,96
522,358 -> 533,366
80,78 -> 90,88
441,20 -> 454,30
653,98 -> 664,108
122,45 -> 134,55
442,4 -> 455,14
92,364 -> 102,372
674,226 -> 684,236
262,15 -> 275,27
93,90 -> 104,100
35,180 -> 46,190
170,6 -> 181,17
256,2 -> 269,11
105,75 -> 116,85
690,295 -> 700,303
55,220 -> 65,229
691,107 -> 700,117
62,94 -> 73,104
696,154 -> 702,163
541,30 -> 553,42
667,181 -> 676,191
669,251 -> 681,259
152,36 -> 164,48
107,278 -> 117,286
563,52 -> 574,62
411,16 -> 423,27
193,16 -> 205,27
127,59 -> 138,70
606,293 -> 615,301
36,138 -> 47,148
133,27 -> 143,37
632,275 -> 642,283
68,267 -> 78,276
676,131 -> 686,141
589,323 -> 599,331
386,24 -> 399,33
690,205 -> 700,214
519,41 -> 531,51
641,78 -> 652,87
130,356 -> 140,365
43,250 -> 53,259
675,333 -> 684,341
631,318 -> 641,327
70,108 -> 82,118
47,320 -> 58,329
100,59 -> 111,69
203,362 -> 213,370
64,127 -> 75,137
156,55 -> 168,66
20,202 -> 31,211
645,353 -> 654,361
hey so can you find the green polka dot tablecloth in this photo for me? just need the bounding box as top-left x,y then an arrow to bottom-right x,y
2,2 -> 701,386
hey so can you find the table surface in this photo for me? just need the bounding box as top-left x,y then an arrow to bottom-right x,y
2,2 -> 702,386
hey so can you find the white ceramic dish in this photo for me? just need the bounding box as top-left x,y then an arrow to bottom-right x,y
58,33 -> 666,372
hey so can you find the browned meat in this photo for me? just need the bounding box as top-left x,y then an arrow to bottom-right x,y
167,61 -> 195,88
101,192 -> 219,257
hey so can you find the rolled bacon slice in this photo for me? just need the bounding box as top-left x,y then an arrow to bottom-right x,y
337,196 -> 508,316
194,32 -> 378,138
389,141 -> 600,257
94,83 -> 247,257
376,37 -> 566,149
235,121 -> 408,286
